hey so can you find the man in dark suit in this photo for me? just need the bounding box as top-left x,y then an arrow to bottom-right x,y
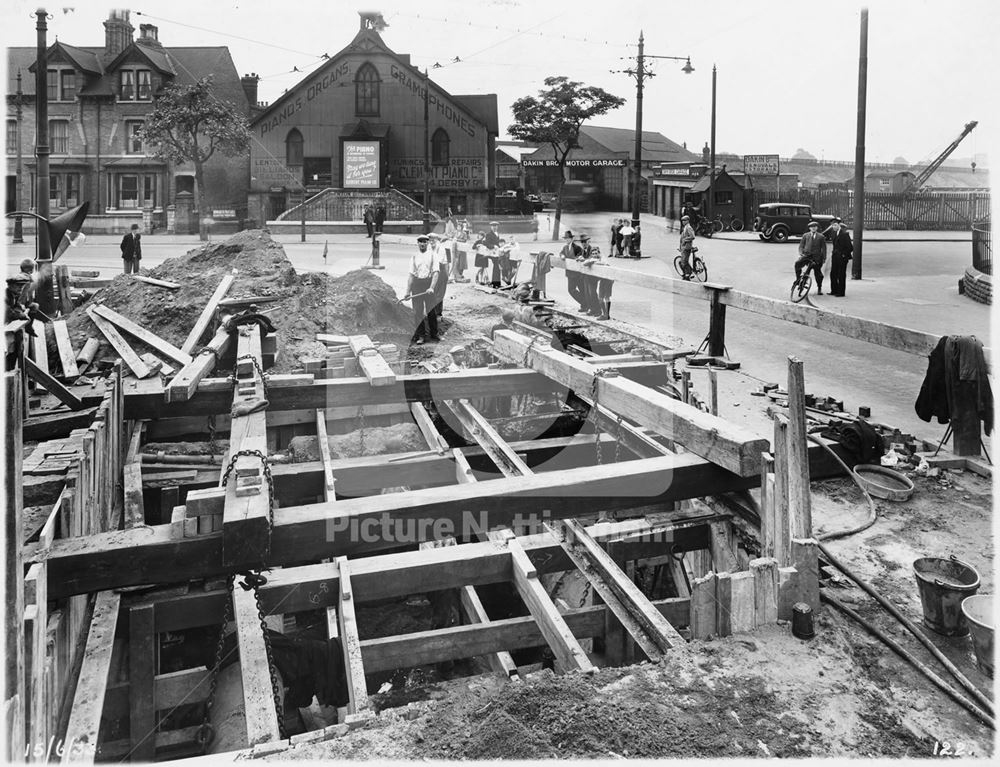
827,218 -> 854,297
794,220 -> 827,295
120,223 -> 142,274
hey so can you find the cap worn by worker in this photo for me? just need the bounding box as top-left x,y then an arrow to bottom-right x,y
428,232 -> 441,239
417,235 -> 430,243
490,221 -> 499,226
808,221 -> 819,227
681,215 -> 690,221
19,259 -> 34,272
833,217 -> 843,223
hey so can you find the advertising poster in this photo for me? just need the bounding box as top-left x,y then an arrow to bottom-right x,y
343,141 -> 380,188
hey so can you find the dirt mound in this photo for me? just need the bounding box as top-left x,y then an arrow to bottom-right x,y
63,230 -> 412,373
286,424 -> 425,461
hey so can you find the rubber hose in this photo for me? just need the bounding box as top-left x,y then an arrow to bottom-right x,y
822,591 -> 994,729
818,541 -> 994,717
807,432 -> 879,541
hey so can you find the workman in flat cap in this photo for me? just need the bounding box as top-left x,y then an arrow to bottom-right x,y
405,235 -> 442,345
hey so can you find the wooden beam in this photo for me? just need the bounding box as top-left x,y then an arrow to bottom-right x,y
785,357 -> 811,538
166,328 -> 232,403
123,463 -> 145,528
121,364 -> 670,420
360,597 -> 689,674
29,320 -> 50,388
222,328 -> 270,567
315,410 -> 336,501
91,304 -> 192,367
232,584 -> 281,746
24,357 -> 85,410
772,416 -> 792,567
453,448 -> 475,484
128,604 -> 156,762
132,275 -> 180,290
182,275 -> 234,354
506,537 -> 594,673
86,307 -> 151,379
409,402 -> 448,453
336,557 -> 369,714
458,586 -> 519,678
24,562 -> 47,755
493,330 -> 767,476
751,557 -> 779,626
348,335 -> 396,387
62,591 -> 121,762
52,320 -> 80,379
445,399 -> 532,477
557,518 -> 686,652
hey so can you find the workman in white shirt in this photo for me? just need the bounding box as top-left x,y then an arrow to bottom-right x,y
405,234 -> 442,344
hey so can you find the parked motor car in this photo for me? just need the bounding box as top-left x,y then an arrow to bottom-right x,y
526,194 -> 545,212
753,203 -> 837,243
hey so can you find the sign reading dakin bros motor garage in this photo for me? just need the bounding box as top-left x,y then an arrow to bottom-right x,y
522,159 -> 627,167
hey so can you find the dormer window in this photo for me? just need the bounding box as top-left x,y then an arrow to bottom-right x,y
47,69 -> 76,101
120,69 -> 152,101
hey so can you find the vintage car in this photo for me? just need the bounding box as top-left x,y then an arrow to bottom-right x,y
753,203 -> 837,242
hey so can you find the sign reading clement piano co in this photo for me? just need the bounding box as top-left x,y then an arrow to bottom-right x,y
343,141 -> 381,189
744,154 -> 780,175
522,159 -> 627,167
390,157 -> 486,189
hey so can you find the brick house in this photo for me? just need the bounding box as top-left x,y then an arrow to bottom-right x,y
6,10 -> 252,234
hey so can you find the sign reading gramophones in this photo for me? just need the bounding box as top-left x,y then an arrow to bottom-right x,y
744,154 -> 780,175
343,141 -> 380,189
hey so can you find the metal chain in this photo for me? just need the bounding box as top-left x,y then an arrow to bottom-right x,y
221,449 -> 276,534
613,415 -> 624,463
588,368 -> 620,466
732,524 -> 763,558
357,406 -> 366,455
195,574 -> 236,752
232,354 -> 270,398
247,573 -> 287,739
522,335 -> 539,368
206,414 -> 217,442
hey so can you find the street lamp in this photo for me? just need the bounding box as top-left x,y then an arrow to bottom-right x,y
13,71 -> 24,244
618,32 -> 693,254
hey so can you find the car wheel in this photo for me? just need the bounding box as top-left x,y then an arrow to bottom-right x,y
771,227 -> 789,243
758,233 -> 767,241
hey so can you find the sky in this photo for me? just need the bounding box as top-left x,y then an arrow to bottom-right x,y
2,0 -> 998,167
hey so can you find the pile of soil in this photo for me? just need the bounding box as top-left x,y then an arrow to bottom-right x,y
64,230 -> 412,373
286,424 -> 425,461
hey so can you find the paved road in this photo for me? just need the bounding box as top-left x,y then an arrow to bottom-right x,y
7,216 -> 991,450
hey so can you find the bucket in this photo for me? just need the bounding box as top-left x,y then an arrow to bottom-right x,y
912,556 -> 980,636
961,595 -> 994,678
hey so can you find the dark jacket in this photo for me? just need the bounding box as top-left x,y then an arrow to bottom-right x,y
120,232 -> 142,260
915,335 -> 993,435
831,228 -> 853,257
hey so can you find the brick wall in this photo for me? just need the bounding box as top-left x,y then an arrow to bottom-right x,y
963,266 -> 992,305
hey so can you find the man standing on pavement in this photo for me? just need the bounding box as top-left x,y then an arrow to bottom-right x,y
795,220 -> 828,295
405,235 -> 441,345
827,217 -> 853,297
483,220 -> 504,287
678,215 -> 696,279
120,223 -> 142,274
363,204 -> 375,238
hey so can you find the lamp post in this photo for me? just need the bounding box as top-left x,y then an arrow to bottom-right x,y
708,65 -> 716,219
620,32 -> 693,253
35,8 -> 54,315
852,8 -> 869,279
422,68 -> 431,235
14,71 -> 24,243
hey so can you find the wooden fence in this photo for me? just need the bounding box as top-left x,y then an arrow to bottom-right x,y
748,189 -> 990,230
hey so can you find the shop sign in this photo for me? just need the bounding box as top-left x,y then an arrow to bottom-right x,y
744,154 -> 780,175
344,141 -> 380,188
522,158 -> 626,167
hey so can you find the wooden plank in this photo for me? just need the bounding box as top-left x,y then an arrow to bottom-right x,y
558,519 -> 686,652
183,487 -> 226,517
29,321 -> 50,390
86,307 -> 151,379
773,416 -> 792,567
750,557 -> 779,626
51,321 -> 80,379
316,333 -> 351,345
123,463 -> 145,528
61,590 -> 121,762
493,330 -> 767,476
132,275 -> 180,290
128,604 -> 156,762
458,586 -> 519,678
689,572 -> 717,639
181,275 -> 234,354
715,571 -> 732,637
409,402 -> 448,453
231,584 -> 281,746
167,328 -> 232,403
315,410 -> 336,501
336,557 -> 369,714
91,304 -> 192,367
507,538 -> 594,673
785,357 -> 811,538
791,538 -> 819,613
222,328 -> 270,567
759,452 -> 777,561
446,399 -> 532,477
729,571 -> 756,633
453,448 -> 476,484
24,357 -> 85,411
25,562 -> 47,756
348,335 -> 396,387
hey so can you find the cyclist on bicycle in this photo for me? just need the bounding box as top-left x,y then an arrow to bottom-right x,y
678,214 -> 696,279
794,220 -> 827,295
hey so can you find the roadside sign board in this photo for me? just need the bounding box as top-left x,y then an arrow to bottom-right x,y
744,154 -> 780,175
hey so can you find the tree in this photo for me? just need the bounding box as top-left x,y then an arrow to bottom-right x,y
791,147 -> 817,161
509,77 -> 625,240
139,77 -> 251,240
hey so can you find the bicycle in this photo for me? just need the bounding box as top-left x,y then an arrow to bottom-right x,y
790,268 -> 813,303
709,214 -> 745,232
673,246 -> 708,282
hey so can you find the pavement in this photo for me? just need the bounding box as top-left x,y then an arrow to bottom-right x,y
5,213 -> 993,454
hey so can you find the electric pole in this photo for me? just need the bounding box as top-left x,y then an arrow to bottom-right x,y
852,8 -> 869,279
35,8 -> 53,315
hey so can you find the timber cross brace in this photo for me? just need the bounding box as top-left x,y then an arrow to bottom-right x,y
10,325 -> 838,760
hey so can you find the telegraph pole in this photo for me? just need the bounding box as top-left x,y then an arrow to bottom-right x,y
13,71 -> 24,243
629,32 -> 645,233
852,8 -> 869,279
708,65 -> 717,218
35,8 -> 54,315
423,68 -> 431,234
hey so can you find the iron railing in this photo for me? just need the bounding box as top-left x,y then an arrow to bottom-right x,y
972,220 -> 991,275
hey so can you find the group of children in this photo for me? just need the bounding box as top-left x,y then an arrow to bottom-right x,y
560,230 -> 614,321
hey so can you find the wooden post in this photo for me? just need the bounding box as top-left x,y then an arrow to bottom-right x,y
707,287 -> 728,357
336,557 -> 370,715
791,538 -> 819,613
759,452 -> 777,561
786,357 -> 811,537
709,520 -> 738,573
689,572 -> 717,640
772,415 -> 792,567
603,541 -> 627,666
128,604 -> 156,762
729,571 -> 756,632
750,557 -> 778,626
715,571 -> 732,638
680,370 -> 691,404
708,368 -> 718,416
5,371 -> 25,763
24,562 -> 47,759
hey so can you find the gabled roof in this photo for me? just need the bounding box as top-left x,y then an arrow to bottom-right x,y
582,125 -> 699,163
53,42 -> 102,75
105,40 -> 176,76
688,169 -> 744,193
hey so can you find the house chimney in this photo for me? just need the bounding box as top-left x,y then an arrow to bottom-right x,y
138,23 -> 161,47
241,73 -> 260,107
702,142 -> 710,164
104,10 -> 134,59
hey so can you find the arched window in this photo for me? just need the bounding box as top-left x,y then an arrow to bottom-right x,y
432,128 -> 450,166
286,128 -> 303,166
355,63 -> 380,116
